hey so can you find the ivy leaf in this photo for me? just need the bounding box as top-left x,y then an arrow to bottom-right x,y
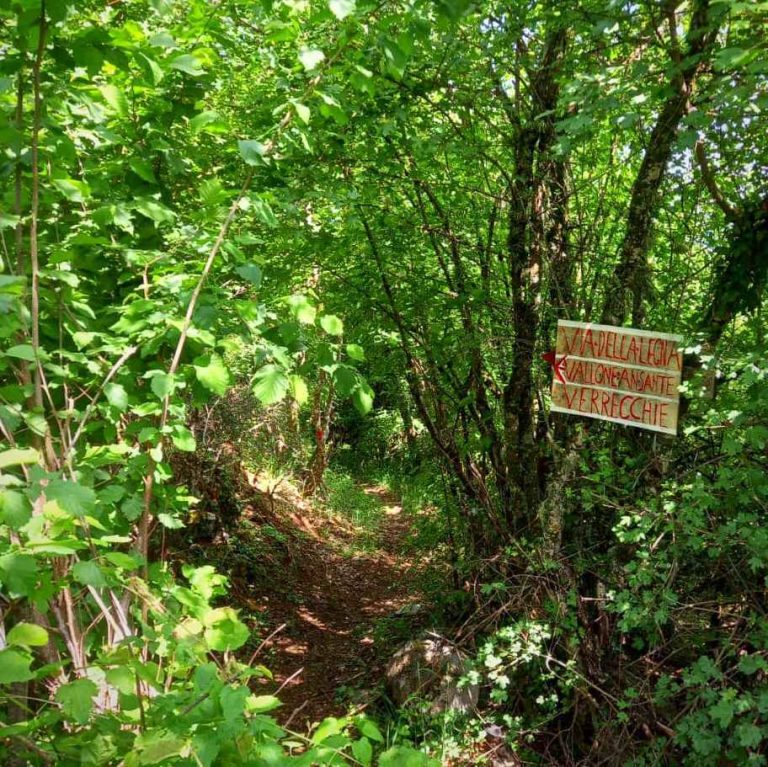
299,48 -> 325,71
320,314 -> 344,336
252,365 -> 290,406
7,623 -> 49,648
56,678 -> 98,724
329,0 -> 355,19
0,649 -> 34,683
194,354 -> 231,396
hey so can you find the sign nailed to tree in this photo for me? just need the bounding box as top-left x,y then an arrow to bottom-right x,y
548,320 -> 683,435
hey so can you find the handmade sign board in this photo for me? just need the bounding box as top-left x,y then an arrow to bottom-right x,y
549,320 -> 683,435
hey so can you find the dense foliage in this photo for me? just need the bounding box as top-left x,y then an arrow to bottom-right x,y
0,0 -> 766,764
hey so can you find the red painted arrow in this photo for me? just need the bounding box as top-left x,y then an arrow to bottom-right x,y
541,350 -> 568,384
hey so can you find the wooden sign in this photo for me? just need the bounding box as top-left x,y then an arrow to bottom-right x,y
549,320 -> 683,435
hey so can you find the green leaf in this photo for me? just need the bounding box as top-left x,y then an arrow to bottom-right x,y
252,365 -> 290,406
0,649 -> 34,684
129,158 -> 156,183
0,554 -> 38,597
379,746 -> 439,767
235,263 -> 262,286
0,447 -> 40,468
72,560 -> 107,587
150,372 -> 175,400
100,84 -> 129,117
709,696 -> 735,728
133,198 -> 175,224
329,0 -> 355,19
289,374 -> 309,406
4,344 -> 36,361
171,424 -> 196,452
52,178 -> 91,203
294,102 -> 311,124
736,722 -> 763,749
169,53 -> 205,76
312,716 -> 343,744
194,354 -> 231,396
190,110 -> 224,134
135,730 -> 187,765
320,314 -> 344,336
7,623 -> 49,648
56,678 -> 98,724
351,737 -> 372,766
238,140 -> 267,166
0,489 -> 31,529
352,382 -> 374,415
299,48 -> 325,71
47,479 -> 97,517
355,716 -> 383,742
249,695 -> 282,713
288,294 -> 316,324
104,383 -> 129,411
346,343 -> 365,361
203,607 -> 249,651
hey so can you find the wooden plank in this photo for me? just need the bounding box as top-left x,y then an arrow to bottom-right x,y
550,321 -> 682,434
551,381 -> 679,435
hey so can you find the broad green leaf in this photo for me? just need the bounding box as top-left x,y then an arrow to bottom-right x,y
194,354 -> 231,396
320,314 -> 344,336
0,649 -> 34,684
346,343 -> 365,361
351,737 -> 372,766
289,374 -> 308,406
7,623 -> 49,648
238,140 -> 267,166
190,110 -> 225,134
0,554 -> 38,597
47,479 -> 97,517
252,365 -> 290,406
129,158 -> 156,183
100,84 -> 129,117
4,344 -> 36,361
352,383 -> 374,415
312,716 -> 343,744
299,48 -> 325,71
171,424 -> 196,452
329,0 -> 355,19
288,294 -> 316,324
235,263 -> 262,286
72,560 -> 107,587
150,372 -> 175,400
133,198 -> 175,224
203,607 -> 249,651
169,53 -> 204,76
104,382 -> 128,411
56,679 -> 98,724
356,716 -> 383,742
0,447 -> 40,468
135,731 -> 187,765
379,746 -> 439,767
294,102 -> 311,124
333,365 -> 358,396
0,489 -> 31,529
53,178 -> 91,203
248,695 -> 282,713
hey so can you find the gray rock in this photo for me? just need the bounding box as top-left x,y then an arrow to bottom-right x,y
385,637 -> 478,713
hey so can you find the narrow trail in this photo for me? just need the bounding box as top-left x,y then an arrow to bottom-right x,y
259,486 -> 425,729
